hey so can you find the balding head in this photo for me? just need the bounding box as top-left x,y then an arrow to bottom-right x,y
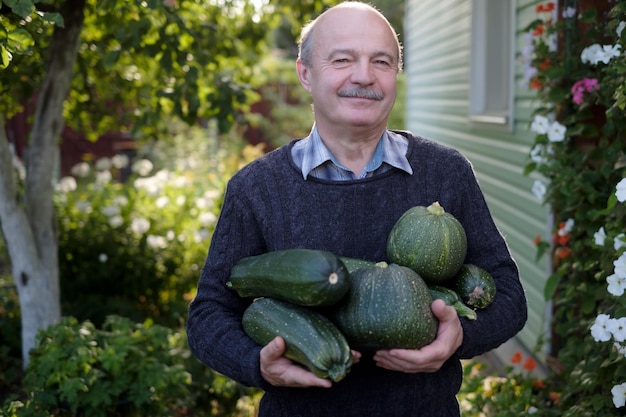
297,2 -> 403,71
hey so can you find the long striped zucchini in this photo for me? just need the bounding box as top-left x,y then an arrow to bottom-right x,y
242,297 -> 353,382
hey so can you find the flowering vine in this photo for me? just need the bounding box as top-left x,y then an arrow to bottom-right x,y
523,0 -> 626,413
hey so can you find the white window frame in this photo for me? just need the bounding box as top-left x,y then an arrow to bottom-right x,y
469,0 -> 514,129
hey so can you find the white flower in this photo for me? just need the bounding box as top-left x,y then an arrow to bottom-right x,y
131,217 -> 151,235
597,44 -> 621,65
95,170 -> 112,185
532,180 -> 547,200
195,228 -> 210,242
199,211 -> 217,226
98,253 -> 108,263
531,115 -> 551,134
610,317 -> 626,342
608,274 -> 626,296
581,43 -> 603,64
147,234 -> 167,249
55,176 -> 77,193
615,253 -> 626,278
559,218 -> 574,235
156,196 -> 170,209
547,121 -> 566,142
132,159 -> 154,176
594,227 -> 607,246
616,178 -> 626,202
530,145 -> 548,164
113,196 -> 128,206
176,195 -> 186,206
101,205 -> 121,217
618,21 -> 626,38
612,382 -> 626,408
95,157 -> 112,171
71,162 -> 91,178
108,215 -> 124,228
76,201 -> 92,213
615,233 -> 626,251
591,314 -> 613,342
112,154 -> 129,169
562,7 -> 576,18
615,342 -> 626,356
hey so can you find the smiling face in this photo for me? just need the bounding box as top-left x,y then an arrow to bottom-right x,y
296,4 -> 401,137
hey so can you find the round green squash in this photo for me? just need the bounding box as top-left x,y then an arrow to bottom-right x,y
450,264 -> 496,309
331,262 -> 438,352
386,201 -> 467,284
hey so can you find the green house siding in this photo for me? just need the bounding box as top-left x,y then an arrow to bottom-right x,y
404,0 -> 551,364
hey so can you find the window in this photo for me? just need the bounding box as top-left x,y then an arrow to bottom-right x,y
469,0 -> 513,127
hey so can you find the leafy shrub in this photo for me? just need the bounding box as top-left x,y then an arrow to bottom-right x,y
1,315 -> 259,417
521,1 -> 626,414
55,125 -> 264,327
0,275 -> 22,406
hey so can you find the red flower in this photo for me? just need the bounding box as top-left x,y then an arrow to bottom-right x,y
530,77 -> 543,90
549,391 -> 561,404
555,246 -> 571,259
539,58 -> 551,70
536,2 -> 555,13
511,351 -> 523,364
534,235 -> 543,245
533,379 -> 546,389
523,357 -> 537,371
533,24 -> 545,36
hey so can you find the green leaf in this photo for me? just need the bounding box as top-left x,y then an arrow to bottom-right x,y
4,0 -> 36,18
42,12 -> 65,28
7,28 -> 34,54
0,45 -> 11,69
544,273 -> 561,301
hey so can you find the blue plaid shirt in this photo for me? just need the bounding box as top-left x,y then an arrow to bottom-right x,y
291,125 -> 413,180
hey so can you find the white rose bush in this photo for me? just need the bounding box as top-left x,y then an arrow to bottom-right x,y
520,0 -> 626,414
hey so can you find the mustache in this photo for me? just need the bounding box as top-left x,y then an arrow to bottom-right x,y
338,88 -> 383,101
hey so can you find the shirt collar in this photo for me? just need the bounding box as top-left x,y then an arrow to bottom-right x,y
293,124 -> 413,180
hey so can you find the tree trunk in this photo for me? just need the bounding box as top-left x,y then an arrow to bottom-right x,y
0,0 -> 86,367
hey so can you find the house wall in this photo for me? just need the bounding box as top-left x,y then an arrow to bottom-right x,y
403,0 -> 551,367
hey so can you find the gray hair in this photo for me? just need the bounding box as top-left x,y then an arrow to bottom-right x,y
297,2 -> 403,71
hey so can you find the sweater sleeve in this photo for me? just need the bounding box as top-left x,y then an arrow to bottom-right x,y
444,155 -> 528,359
186,175 -> 273,390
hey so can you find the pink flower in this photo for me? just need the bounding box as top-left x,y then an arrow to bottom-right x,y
571,78 -> 600,105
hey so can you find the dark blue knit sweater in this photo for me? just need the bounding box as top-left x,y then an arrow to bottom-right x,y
187,131 -> 528,417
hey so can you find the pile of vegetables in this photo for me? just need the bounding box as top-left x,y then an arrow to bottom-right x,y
226,201 -> 496,382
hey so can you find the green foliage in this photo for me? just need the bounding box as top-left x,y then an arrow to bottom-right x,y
522,0 -> 626,414
0,0 -> 62,70
1,0 -> 275,135
1,315 -> 260,417
55,124 -> 264,327
0,274 -> 22,405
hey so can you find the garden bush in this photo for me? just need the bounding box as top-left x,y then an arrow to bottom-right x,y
55,123 -> 264,327
1,315 -> 260,417
458,1 -> 626,415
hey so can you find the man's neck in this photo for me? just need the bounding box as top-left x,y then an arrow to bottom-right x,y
316,125 -> 386,176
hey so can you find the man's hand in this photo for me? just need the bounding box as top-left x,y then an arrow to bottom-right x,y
372,299 -> 464,373
260,336 -> 333,388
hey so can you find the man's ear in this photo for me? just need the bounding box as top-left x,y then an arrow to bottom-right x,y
296,59 -> 312,93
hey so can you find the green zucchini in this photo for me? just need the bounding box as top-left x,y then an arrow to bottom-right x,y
429,285 -> 477,320
242,297 -> 353,382
450,264 -> 496,309
227,249 -> 349,307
